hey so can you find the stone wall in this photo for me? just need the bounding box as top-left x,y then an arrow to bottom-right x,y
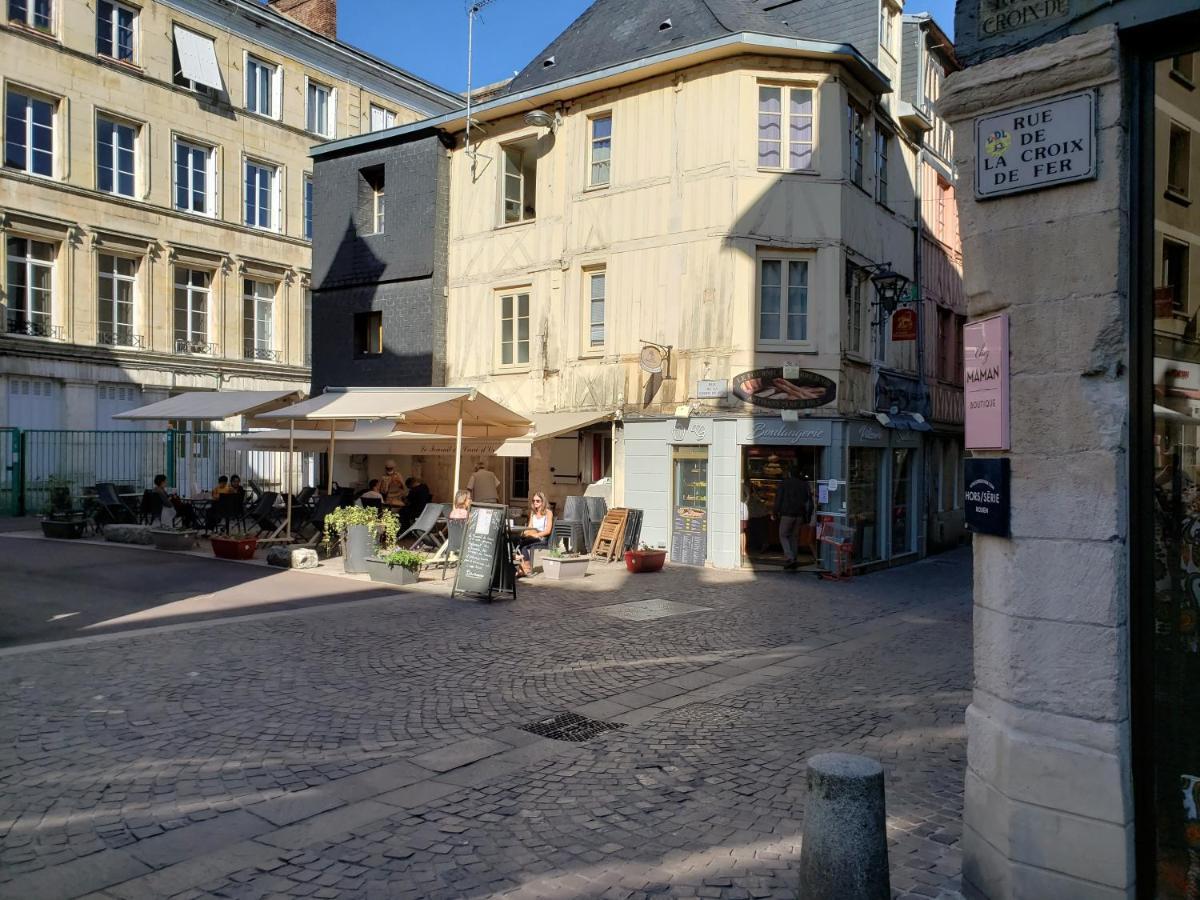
938,25 -> 1135,899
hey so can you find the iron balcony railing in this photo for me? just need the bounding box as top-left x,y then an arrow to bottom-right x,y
6,315 -> 63,340
175,338 -> 216,355
243,345 -> 282,362
97,330 -> 146,349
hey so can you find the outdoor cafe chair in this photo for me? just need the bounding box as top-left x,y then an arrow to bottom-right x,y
138,489 -> 166,525
94,482 -> 136,530
293,485 -> 316,509
247,491 -> 280,534
359,496 -> 383,511
210,492 -> 246,534
439,518 -> 466,581
398,503 -> 446,551
297,494 -> 342,545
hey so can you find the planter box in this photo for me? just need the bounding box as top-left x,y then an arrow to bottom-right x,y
152,529 -> 199,551
41,518 -> 87,539
542,556 -> 590,580
343,523 -> 373,574
364,556 -> 420,586
625,549 -> 666,573
211,536 -> 258,560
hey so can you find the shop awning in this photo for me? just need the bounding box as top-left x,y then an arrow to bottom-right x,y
259,387 -> 531,438
226,420 -> 514,456
493,410 -> 614,457
875,412 -> 932,432
172,26 -> 224,92
1155,404 -> 1200,425
114,390 -> 303,422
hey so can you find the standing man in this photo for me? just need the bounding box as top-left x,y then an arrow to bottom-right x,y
379,460 -> 407,513
467,461 -> 502,504
773,464 -> 813,570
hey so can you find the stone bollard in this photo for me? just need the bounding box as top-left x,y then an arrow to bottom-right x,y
799,753 -> 890,900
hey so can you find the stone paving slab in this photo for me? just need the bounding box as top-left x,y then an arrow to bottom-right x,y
0,544 -> 971,899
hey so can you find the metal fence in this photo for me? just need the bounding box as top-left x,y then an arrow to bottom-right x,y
5,429 -> 318,516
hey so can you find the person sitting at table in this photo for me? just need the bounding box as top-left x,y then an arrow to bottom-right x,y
517,491 -> 554,577
379,460 -> 407,512
449,490 -> 471,521
211,476 -> 233,500
357,479 -> 384,508
152,474 -> 173,506
404,476 -> 432,523
229,474 -> 246,497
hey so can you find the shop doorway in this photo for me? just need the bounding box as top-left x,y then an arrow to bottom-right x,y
742,445 -> 821,567
670,446 -> 708,566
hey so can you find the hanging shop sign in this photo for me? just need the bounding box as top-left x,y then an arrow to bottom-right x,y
696,379 -> 727,399
875,371 -> 930,417
891,308 -> 918,341
964,458 -> 1011,537
964,314 -> 1010,450
732,368 -> 836,410
975,90 -> 1096,199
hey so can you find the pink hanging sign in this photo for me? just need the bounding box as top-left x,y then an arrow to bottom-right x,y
964,314 -> 1010,450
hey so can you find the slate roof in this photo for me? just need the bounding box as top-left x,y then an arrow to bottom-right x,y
507,0 -> 845,95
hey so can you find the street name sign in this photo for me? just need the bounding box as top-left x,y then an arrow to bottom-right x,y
975,90 -> 1096,199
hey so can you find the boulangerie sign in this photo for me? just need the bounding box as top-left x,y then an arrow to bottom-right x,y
964,314 -> 1010,450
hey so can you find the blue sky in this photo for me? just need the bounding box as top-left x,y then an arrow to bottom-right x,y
339,0 -> 958,93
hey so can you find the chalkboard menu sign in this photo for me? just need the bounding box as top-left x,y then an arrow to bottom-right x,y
671,507 -> 708,566
451,502 -> 516,602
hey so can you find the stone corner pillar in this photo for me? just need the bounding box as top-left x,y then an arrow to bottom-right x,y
937,23 -> 1136,900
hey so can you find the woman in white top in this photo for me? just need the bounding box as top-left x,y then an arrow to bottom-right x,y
517,491 -> 554,576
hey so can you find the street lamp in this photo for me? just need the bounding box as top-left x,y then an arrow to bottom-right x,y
869,264 -> 911,316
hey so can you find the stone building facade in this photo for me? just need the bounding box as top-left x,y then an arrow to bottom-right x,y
941,0 -> 1200,896
0,0 -> 459,432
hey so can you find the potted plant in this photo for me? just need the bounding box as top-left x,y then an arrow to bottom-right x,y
323,506 -> 399,574
364,548 -> 426,586
625,544 -> 667,573
151,527 -> 199,551
40,477 -> 86,539
210,532 -> 259,560
541,543 -> 591,580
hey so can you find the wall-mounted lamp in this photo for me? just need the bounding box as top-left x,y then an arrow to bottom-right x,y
523,109 -> 560,133
867,263 -> 911,316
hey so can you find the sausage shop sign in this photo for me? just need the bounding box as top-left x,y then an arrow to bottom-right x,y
732,367 -> 837,410
975,91 -> 1096,199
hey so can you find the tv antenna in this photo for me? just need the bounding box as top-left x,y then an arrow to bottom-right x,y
465,0 -> 500,174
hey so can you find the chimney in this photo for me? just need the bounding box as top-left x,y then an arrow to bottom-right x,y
268,0 -> 337,40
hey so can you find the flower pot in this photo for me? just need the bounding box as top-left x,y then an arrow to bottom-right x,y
625,549 -> 666,573
40,517 -> 86,539
343,523 -> 374,574
211,536 -> 258,560
542,556 -> 590,580
364,556 -> 420,586
152,529 -> 198,551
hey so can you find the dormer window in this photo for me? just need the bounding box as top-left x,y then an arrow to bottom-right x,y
659,18 -> 673,31
542,56 -> 556,69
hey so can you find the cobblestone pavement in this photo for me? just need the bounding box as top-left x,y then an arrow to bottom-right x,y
0,542 -> 971,900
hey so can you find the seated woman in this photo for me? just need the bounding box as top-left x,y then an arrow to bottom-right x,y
516,491 -> 554,576
449,490 -> 471,521
357,479 -> 384,508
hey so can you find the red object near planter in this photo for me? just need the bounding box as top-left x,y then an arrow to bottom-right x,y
211,536 -> 258,560
625,549 -> 666,573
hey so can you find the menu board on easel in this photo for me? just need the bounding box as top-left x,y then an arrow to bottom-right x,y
451,502 -> 516,602
670,449 -> 708,566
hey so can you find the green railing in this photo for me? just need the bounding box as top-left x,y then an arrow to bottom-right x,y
5,429 -> 317,516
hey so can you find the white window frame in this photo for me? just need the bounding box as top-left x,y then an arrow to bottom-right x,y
847,102 -> 866,188
585,267 -> 606,351
1168,121 -> 1191,199
756,253 -> 813,350
846,261 -> 866,358
95,112 -> 138,198
173,266 -> 210,350
5,235 -> 56,337
242,278 -> 275,360
96,0 -> 137,63
173,136 -> 216,216
757,83 -> 816,172
588,114 -> 611,188
305,77 -> 335,138
5,86 -> 57,179
501,140 -> 537,225
244,54 -> 280,119
303,173 -> 313,241
879,1 -> 895,54
497,288 -> 531,369
369,104 -> 396,132
97,252 -> 137,346
8,0 -> 53,32
244,157 -> 281,232
372,176 -> 384,234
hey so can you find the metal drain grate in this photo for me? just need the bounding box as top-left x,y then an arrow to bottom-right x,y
519,712 -> 627,743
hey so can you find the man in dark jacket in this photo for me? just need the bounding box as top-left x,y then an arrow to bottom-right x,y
773,464 -> 813,570
403,477 -> 433,527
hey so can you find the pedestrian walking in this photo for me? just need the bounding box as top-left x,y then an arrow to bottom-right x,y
773,464 -> 813,570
